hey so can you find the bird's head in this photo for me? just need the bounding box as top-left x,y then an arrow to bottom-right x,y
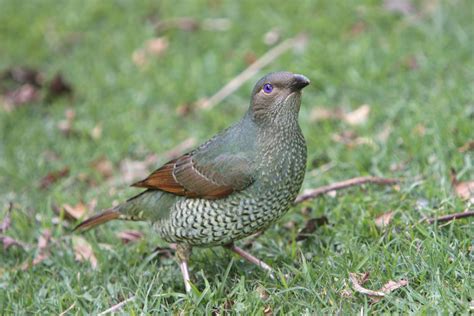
249,71 -> 310,125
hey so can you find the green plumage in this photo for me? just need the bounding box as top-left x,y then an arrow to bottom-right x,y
75,71 -> 310,291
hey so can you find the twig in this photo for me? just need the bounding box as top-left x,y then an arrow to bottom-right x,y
426,210 -> 474,224
98,296 -> 135,316
294,176 -> 399,204
198,33 -> 308,109
59,303 -> 76,316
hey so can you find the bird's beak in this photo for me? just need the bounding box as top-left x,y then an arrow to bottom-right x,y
292,74 -> 310,91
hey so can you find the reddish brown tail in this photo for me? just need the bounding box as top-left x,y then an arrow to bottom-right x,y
73,209 -> 120,232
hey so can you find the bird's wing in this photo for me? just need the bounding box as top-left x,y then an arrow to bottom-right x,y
131,152 -> 255,199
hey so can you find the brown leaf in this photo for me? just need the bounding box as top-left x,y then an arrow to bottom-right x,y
349,272 -> 408,302
117,230 -> 144,244
39,167 -> 69,190
375,211 -> 395,228
343,104 -> 371,126
371,279 -> 409,303
132,37 -> 169,67
21,229 -> 51,270
310,105 -> 370,126
47,73 -> 73,98
146,37 -> 169,56
90,156 -> 114,179
310,106 -> 343,122
263,306 -> 273,316
61,202 -> 89,220
450,168 -> 474,204
296,216 -> 329,241
3,84 -> 40,110
72,235 -> 98,269
1,66 -> 43,87
458,140 -> 474,153
1,235 -> 28,251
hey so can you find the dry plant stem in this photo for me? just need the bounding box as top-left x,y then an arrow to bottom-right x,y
294,176 -> 399,204
97,296 -> 135,316
199,33 -> 307,109
426,210 -> 474,224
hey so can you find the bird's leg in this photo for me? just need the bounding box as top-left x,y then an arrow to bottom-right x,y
175,244 -> 193,293
224,243 -> 275,279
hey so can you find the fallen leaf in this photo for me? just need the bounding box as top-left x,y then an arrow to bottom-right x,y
117,230 -> 144,244
72,235 -> 98,269
375,211 -> 395,228
22,229 -> 51,270
1,66 -> 43,87
450,168 -> 474,204
349,272 -> 408,302
47,73 -> 73,98
146,37 -> 169,56
39,167 -> 69,190
343,104 -> 371,126
90,156 -> 114,179
3,84 -> 40,109
132,37 -> 169,67
458,140 -> 474,153
1,235 -> 28,251
61,202 -> 89,220
310,107 -> 342,121
244,51 -> 258,65
296,216 -> 329,241
310,105 -> 370,126
263,306 -> 273,316
371,279 -> 409,303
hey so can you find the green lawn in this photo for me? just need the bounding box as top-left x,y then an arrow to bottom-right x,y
0,0 -> 472,314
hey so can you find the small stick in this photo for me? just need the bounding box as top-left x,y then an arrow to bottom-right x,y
199,33 -> 308,109
294,176 -> 399,204
426,210 -> 474,224
98,296 -> 135,316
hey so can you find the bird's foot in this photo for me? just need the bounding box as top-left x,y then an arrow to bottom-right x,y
176,244 -> 193,293
224,243 -> 275,279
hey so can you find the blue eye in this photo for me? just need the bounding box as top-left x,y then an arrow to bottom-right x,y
263,83 -> 273,94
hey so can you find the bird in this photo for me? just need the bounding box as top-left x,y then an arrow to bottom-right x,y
75,71 -> 310,292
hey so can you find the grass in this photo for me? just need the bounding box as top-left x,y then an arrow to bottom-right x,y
0,0 -> 473,314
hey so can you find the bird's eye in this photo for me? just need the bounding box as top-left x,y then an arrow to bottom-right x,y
262,83 -> 273,94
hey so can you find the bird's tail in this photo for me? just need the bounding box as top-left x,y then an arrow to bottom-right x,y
73,208 -> 121,232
